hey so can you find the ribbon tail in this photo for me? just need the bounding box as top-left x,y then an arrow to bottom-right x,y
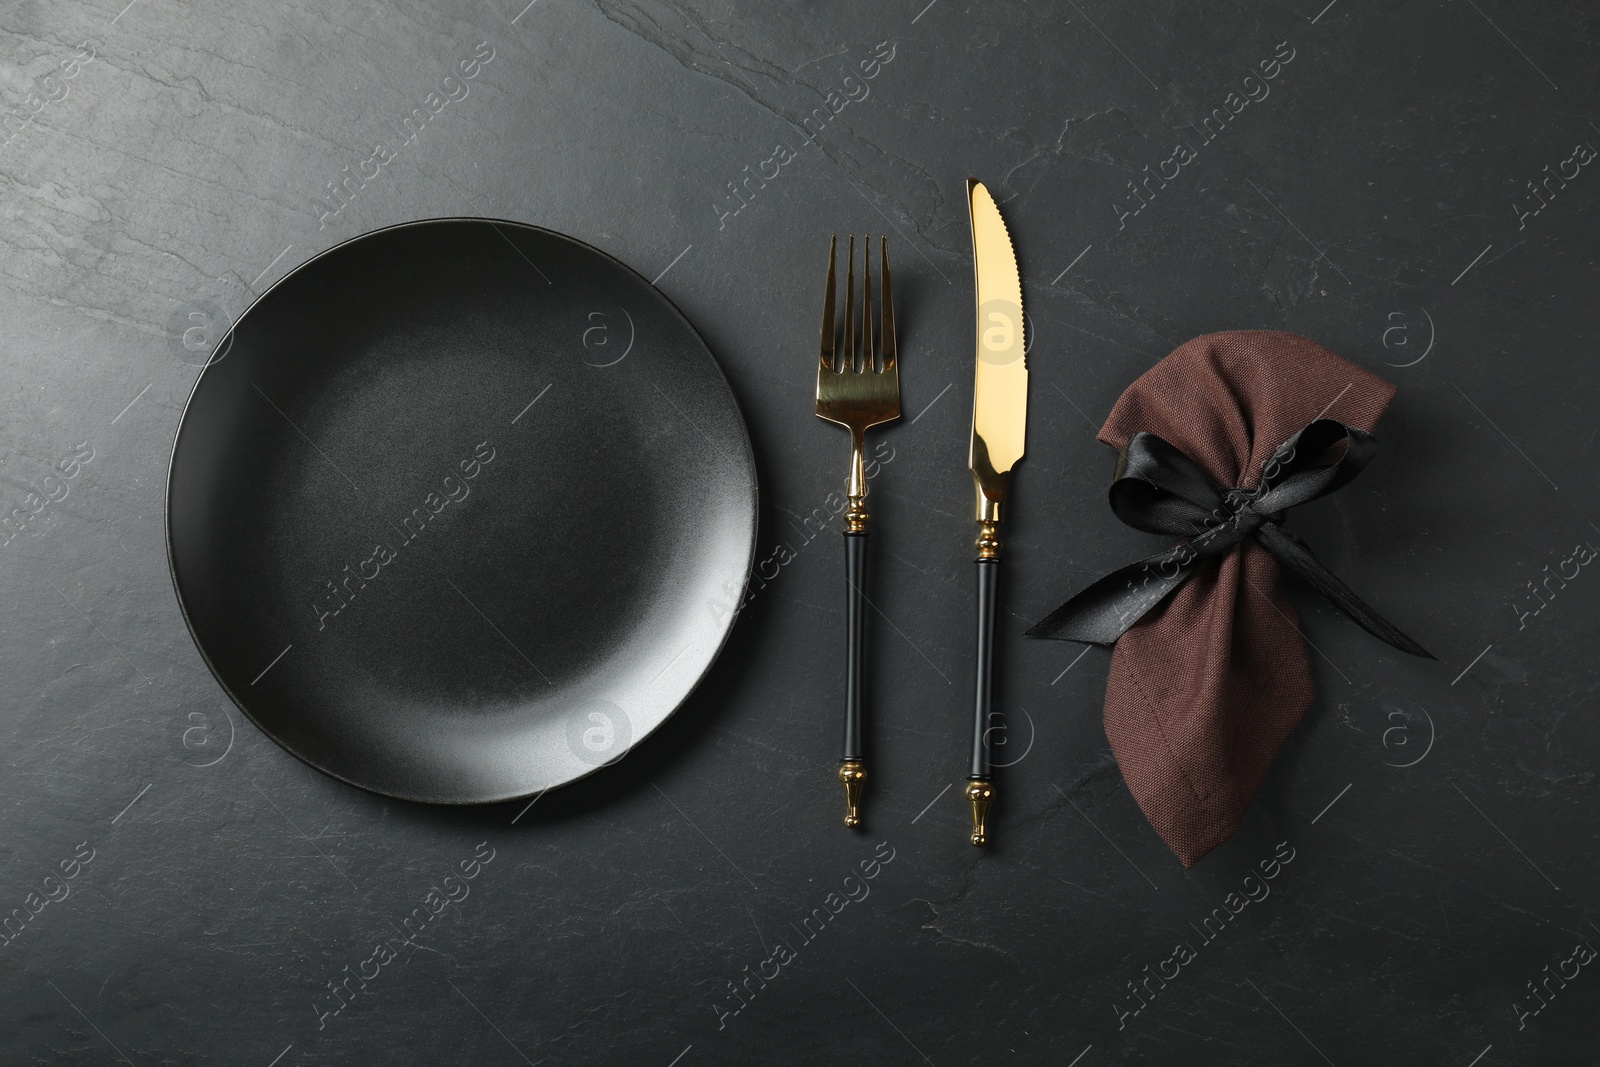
1026,548 -> 1200,644
1255,523 -> 1434,659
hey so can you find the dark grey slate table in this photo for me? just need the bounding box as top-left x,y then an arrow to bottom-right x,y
2,1 -> 1596,1063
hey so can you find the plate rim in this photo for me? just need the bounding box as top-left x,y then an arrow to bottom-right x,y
163,216 -> 759,805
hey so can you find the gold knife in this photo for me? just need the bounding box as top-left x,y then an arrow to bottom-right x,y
964,178 -> 1028,846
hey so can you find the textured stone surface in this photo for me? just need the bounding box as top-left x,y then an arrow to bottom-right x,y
1,1 -> 1596,1063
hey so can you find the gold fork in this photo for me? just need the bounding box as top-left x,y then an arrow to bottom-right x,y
815,234 -> 900,828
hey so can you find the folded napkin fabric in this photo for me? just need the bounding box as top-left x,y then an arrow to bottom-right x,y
1028,331 -> 1428,866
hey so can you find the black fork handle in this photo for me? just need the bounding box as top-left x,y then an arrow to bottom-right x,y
844,531 -> 867,759
839,530 -> 868,826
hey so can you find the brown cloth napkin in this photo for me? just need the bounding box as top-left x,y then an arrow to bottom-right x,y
1079,331 -> 1396,867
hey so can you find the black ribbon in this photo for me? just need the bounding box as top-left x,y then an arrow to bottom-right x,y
1025,418 -> 1432,658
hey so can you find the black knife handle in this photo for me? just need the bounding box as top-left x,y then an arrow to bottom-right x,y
970,557 -> 998,777
839,530 -> 868,827
968,556 -> 999,845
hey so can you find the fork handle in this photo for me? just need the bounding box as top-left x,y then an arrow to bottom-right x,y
968,555 -> 999,845
839,527 -> 868,827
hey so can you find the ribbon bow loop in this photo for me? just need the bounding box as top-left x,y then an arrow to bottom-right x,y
1109,431 -> 1228,537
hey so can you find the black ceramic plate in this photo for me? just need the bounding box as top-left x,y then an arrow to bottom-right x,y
167,219 -> 757,803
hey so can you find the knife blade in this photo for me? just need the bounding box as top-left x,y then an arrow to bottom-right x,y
964,178 -> 1027,846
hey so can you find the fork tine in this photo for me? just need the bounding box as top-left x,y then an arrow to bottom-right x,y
820,234 -> 837,371
843,234 -> 856,373
879,236 -> 895,371
861,234 -> 874,373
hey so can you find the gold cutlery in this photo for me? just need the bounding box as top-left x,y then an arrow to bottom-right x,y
815,234 -> 900,828
964,180 -> 1028,846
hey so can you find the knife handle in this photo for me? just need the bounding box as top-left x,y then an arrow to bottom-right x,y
840,529 -> 868,827
968,551 -> 999,845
